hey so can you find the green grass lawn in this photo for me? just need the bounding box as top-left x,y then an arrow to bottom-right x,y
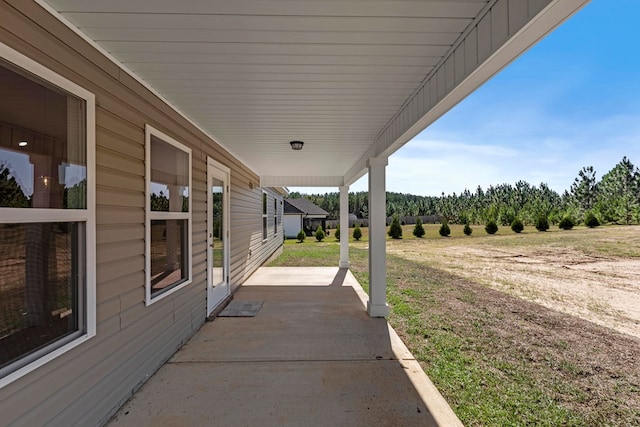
270,226 -> 640,426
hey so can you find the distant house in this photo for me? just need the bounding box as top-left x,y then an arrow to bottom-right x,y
284,198 -> 329,237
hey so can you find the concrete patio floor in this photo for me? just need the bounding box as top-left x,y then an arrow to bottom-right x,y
108,267 -> 462,426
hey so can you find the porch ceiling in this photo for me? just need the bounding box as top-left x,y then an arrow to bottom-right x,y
40,0 -> 589,187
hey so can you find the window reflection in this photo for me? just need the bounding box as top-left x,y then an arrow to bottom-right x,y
0,60 -> 86,209
150,219 -> 188,296
150,136 -> 189,212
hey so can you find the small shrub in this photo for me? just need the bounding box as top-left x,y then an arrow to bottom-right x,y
558,216 -> 574,230
585,212 -> 600,228
510,218 -> 524,233
535,214 -> 549,232
353,225 -> 362,241
413,218 -> 425,238
439,221 -> 450,237
388,215 -> 403,239
335,224 -> 340,241
315,226 -> 325,242
296,230 -> 306,243
463,223 -> 473,236
485,220 -> 498,235
502,211 -> 516,227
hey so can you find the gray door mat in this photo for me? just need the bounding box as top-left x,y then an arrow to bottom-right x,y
218,300 -> 264,317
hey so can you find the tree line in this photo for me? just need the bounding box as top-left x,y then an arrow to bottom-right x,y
289,156 -> 640,226
2,156 -> 638,226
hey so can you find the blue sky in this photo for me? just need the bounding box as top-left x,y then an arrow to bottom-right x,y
292,0 -> 640,197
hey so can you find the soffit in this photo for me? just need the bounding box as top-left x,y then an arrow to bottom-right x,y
41,0 -> 488,181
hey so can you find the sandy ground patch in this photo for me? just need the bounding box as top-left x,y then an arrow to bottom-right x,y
385,226 -> 640,339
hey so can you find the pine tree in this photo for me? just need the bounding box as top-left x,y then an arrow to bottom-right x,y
334,224 -> 340,241
558,216 -> 574,230
388,215 -> 402,239
485,220 -> 498,235
463,223 -> 473,236
535,214 -> 549,231
315,226 -> 325,242
413,218 -> 425,238
510,218 -> 524,233
585,212 -> 600,228
570,166 -> 598,213
353,224 -> 362,241
297,230 -> 306,242
439,220 -> 450,237
596,157 -> 640,224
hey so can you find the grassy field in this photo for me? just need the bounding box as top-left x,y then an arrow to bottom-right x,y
269,225 -> 640,426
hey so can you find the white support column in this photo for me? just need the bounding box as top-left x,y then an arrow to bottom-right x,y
367,158 -> 389,317
339,185 -> 350,268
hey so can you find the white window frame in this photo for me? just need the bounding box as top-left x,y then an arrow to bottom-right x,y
145,125 -> 193,305
0,42 -> 96,388
273,197 -> 278,236
262,190 -> 268,242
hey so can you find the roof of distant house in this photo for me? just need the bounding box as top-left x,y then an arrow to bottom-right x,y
284,198 -> 329,216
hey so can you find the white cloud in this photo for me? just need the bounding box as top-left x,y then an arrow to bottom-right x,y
406,139 -> 519,158
289,111 -> 640,197
377,106 -> 640,197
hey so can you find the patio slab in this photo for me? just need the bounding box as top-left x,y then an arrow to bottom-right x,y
108,267 -> 462,427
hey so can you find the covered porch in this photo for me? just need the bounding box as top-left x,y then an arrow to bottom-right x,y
8,1 -> 594,424
108,267 -> 462,426
38,0 -> 591,319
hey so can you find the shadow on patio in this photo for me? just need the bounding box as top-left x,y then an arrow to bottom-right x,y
109,267 -> 462,426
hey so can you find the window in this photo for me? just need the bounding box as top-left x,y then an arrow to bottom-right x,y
274,197 -> 278,235
262,191 -> 268,241
145,125 -> 192,304
0,43 -> 96,386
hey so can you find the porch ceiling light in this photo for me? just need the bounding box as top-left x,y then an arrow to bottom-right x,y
289,140 -> 304,151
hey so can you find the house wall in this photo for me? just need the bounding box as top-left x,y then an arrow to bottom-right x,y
0,2 -> 282,425
284,214 -> 302,238
236,187 -> 283,286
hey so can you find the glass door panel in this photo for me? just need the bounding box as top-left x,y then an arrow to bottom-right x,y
210,180 -> 224,287
207,160 -> 230,316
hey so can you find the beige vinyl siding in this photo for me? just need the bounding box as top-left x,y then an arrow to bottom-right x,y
229,187 -> 284,287
0,1 -> 282,425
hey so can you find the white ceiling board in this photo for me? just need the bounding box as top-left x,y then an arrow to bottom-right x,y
139,72 -> 425,82
40,0 -> 586,185
82,28 -> 462,46
145,81 -> 420,90
46,0 -> 487,17
97,41 -> 454,57
67,13 -> 471,33
126,63 -> 432,76
113,53 -> 443,67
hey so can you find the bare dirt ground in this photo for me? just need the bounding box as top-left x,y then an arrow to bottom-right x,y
385,225 -> 640,339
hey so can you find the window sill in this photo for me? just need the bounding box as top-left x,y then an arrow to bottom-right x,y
146,279 -> 193,306
0,332 -> 94,389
